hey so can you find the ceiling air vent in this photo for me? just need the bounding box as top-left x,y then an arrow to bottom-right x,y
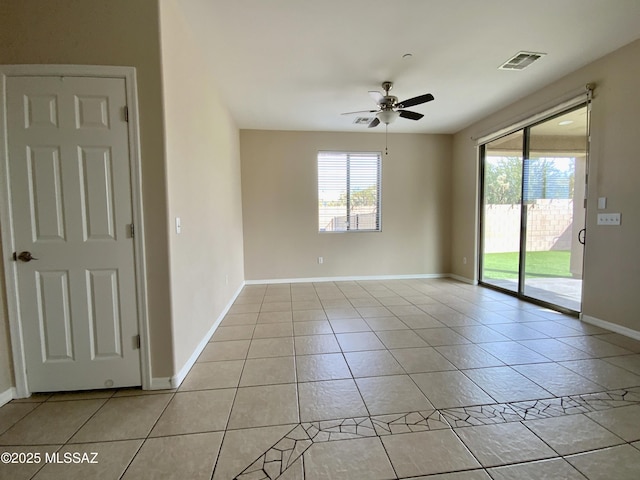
499,51 -> 546,70
354,117 -> 374,125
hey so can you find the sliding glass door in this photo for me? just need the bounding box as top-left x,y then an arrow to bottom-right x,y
480,131 -> 523,293
522,109 -> 587,310
480,105 -> 588,313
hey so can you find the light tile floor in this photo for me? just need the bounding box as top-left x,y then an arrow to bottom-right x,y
2,279 -> 640,479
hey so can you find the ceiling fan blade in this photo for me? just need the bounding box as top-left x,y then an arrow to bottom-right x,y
398,110 -> 424,121
397,93 -> 434,108
368,117 -> 381,128
341,109 -> 378,115
369,91 -> 384,105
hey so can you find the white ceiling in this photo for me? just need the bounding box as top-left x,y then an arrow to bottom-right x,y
177,0 -> 640,134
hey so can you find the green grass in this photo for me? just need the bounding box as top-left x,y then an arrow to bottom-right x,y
482,251 -> 572,280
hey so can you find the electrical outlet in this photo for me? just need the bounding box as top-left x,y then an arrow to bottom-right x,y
598,213 -> 620,225
463,257 -> 467,265
597,213 -> 621,226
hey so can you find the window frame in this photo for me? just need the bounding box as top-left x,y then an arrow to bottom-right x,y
317,150 -> 382,233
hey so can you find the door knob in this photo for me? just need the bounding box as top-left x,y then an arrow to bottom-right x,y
13,251 -> 38,262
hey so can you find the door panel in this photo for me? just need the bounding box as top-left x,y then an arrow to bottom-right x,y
25,94 -> 59,128
75,95 -> 110,129
6,75 -> 140,391
522,110 -> 587,311
480,131 -> 523,293
27,146 -> 66,241
79,146 -> 117,240
86,269 -> 122,359
36,270 -> 74,361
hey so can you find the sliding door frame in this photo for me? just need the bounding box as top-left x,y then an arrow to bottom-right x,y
477,99 -> 591,316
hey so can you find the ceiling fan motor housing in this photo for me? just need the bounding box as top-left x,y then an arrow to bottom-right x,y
380,96 -> 397,109
380,81 -> 396,109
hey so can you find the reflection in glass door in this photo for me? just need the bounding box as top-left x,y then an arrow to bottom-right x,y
479,105 -> 588,313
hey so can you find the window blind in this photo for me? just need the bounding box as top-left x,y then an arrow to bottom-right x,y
318,151 -> 381,232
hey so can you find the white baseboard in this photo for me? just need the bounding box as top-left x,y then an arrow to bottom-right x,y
582,315 -> 640,341
245,273 -> 451,285
148,377 -> 173,390
0,387 -> 16,407
448,274 -> 477,285
164,281 -> 246,390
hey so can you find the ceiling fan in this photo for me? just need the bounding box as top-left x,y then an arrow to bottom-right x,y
342,81 -> 435,128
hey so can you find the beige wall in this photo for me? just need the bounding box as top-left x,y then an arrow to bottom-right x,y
241,131 -> 452,280
0,0 -> 175,381
452,39 -> 640,332
159,1 -> 245,373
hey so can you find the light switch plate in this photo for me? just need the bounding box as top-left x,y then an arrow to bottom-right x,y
598,197 -> 607,209
175,217 -> 182,234
597,213 -> 621,225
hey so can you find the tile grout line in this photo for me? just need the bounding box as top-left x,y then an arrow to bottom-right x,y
209,288 -> 265,480
113,388 -> 179,479
40,389 -> 163,480
333,281 -> 374,422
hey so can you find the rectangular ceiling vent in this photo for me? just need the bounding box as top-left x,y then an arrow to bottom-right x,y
354,117 -> 374,125
499,51 -> 546,70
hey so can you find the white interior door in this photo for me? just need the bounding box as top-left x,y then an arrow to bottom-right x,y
5,75 -> 141,392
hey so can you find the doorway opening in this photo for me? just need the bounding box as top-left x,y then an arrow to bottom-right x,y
479,104 -> 589,313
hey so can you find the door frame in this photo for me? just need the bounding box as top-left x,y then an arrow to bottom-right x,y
0,65 -> 151,398
476,92 -> 592,315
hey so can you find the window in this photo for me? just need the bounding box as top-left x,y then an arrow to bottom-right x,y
317,151 -> 381,232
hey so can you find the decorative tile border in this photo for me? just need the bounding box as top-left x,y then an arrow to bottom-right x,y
233,387 -> 640,479
306,416 -> 377,442
238,424 -> 312,480
440,403 -> 522,427
438,388 -> 640,427
371,410 -> 450,435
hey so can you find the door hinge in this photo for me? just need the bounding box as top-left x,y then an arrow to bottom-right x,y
129,223 -> 135,238
123,106 -> 129,122
133,334 -> 141,350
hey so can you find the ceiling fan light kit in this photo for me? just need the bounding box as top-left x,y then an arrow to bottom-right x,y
377,109 -> 400,125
